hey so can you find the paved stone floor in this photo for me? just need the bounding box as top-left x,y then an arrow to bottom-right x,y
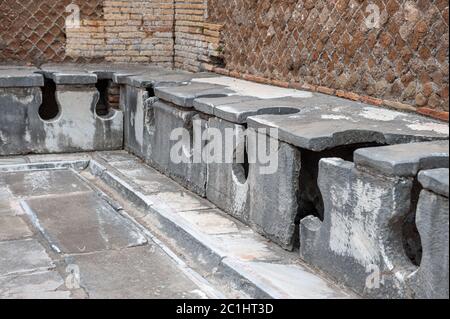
0,168 -> 213,299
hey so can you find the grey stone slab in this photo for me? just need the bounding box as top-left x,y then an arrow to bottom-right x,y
248,98 -> 449,151
24,192 -> 147,254
68,246 -> 206,299
418,168 -> 449,197
0,157 -> 29,165
223,259 -> 352,299
0,87 -> 42,156
0,216 -> 33,240
248,131 -> 302,250
0,239 -> 55,276
193,95 -> 260,116
354,141 -> 449,177
0,270 -> 70,299
300,158 -> 417,298
39,65 -> 97,84
406,189 -> 449,299
0,170 -> 91,198
147,190 -> 215,213
123,85 -> 148,158
95,151 -> 140,163
123,69 -> 199,88
155,82 -> 235,108
110,160 -> 184,194
0,68 -> 44,87
0,83 -> 123,156
145,101 -> 208,195
205,117 -> 250,222
0,188 -> 11,215
178,209 -> 240,235
26,153 -> 91,163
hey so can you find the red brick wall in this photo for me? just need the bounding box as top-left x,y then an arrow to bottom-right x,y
207,0 -> 449,113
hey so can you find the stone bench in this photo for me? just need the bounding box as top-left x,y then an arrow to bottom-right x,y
0,65 -> 126,155
299,141 -> 449,298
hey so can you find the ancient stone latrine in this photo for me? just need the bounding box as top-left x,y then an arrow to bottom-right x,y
0,0 -> 449,300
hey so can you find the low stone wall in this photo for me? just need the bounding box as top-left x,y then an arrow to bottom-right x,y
1,64 -> 448,298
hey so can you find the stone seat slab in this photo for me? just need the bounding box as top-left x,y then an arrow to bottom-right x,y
122,69 -> 202,88
248,101 -> 449,151
418,168 -> 449,197
0,67 -> 44,87
354,140 -> 449,176
155,82 -> 236,108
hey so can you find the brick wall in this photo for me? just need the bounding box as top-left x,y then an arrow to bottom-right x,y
173,0 -> 223,72
1,0 -> 448,118
207,0 -> 449,114
66,0 -> 174,65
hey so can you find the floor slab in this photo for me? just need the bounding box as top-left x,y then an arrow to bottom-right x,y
0,216 -> 33,241
24,192 -> 147,254
67,246 -> 207,299
0,239 -> 54,276
0,170 -> 91,198
0,271 -> 71,299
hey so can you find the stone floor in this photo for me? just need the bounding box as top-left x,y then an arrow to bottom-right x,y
0,164 -> 219,299
0,151 -> 353,299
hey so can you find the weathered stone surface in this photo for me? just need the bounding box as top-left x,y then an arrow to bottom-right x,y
155,82 -> 235,108
0,239 -> 55,276
406,172 -> 449,299
144,100 -> 208,195
0,84 -> 123,155
248,97 -> 449,151
0,216 -> 33,241
300,158 -> 416,298
418,168 -> 449,198
67,246 -> 206,299
192,76 -> 314,123
0,68 -> 44,87
39,86 -> 123,153
0,271 -> 70,299
355,141 -> 449,177
0,87 -> 43,155
24,191 -> 147,254
39,65 -> 97,85
122,69 -> 203,88
194,95 -> 260,117
206,117 -> 249,222
248,131 -> 302,250
123,85 -> 148,158
0,170 -> 90,197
